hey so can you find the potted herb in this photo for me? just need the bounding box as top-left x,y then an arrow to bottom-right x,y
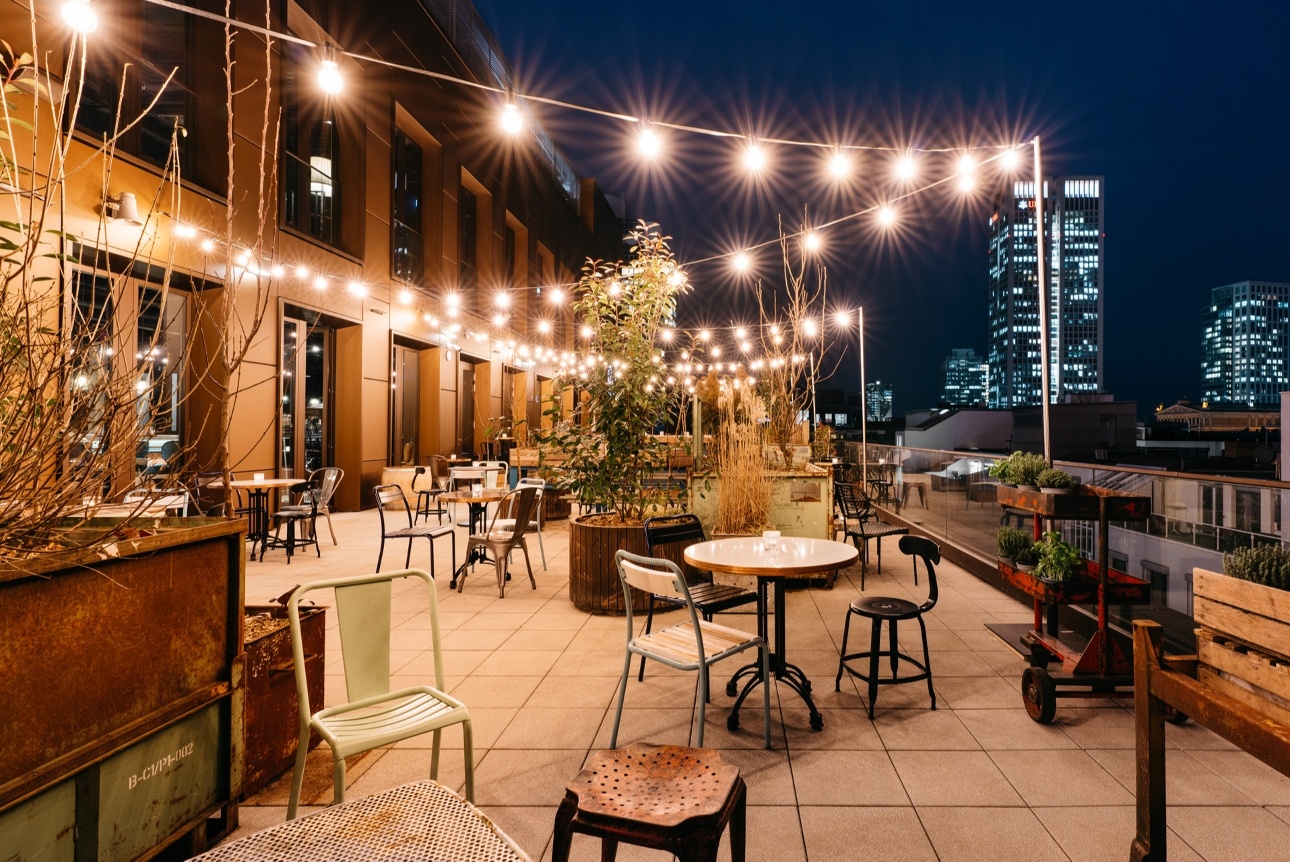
1033,530 -> 1081,582
1036,468 -> 1075,494
537,223 -> 690,613
997,526 -> 1033,564
988,457 -> 1014,486
1013,544 -> 1041,572
1010,452 -> 1050,490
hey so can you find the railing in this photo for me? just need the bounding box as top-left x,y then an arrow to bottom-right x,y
840,441 -> 1290,625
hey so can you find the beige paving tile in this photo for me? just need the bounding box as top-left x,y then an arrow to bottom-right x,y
472,649 -> 563,677
780,708 -> 884,750
956,708 -> 1080,750
917,807 -> 1068,861
449,674 -> 543,708
481,805 -> 556,862
1189,749 -> 1290,805
440,628 -> 513,650
717,747 -> 797,806
1053,705 -> 1137,749
791,750 -> 908,806
1087,748 -> 1258,806
471,748 -> 591,808
800,806 -> 936,861
931,674 -> 1024,709
1169,806 -> 1290,862
493,707 -> 606,750
499,628 -> 579,651
889,750 -> 1023,806
1034,806 -> 1203,862
990,750 -> 1133,805
872,708 -> 982,750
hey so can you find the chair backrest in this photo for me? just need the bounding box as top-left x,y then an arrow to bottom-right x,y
160,439 -> 179,461
412,466 -> 428,491
373,483 -> 413,532
289,480 -> 316,514
288,568 -> 445,712
429,455 -> 451,488
835,482 -> 874,523
312,467 -> 342,507
615,550 -> 703,645
480,460 -> 508,489
643,514 -> 707,583
898,535 -> 940,611
487,486 -> 537,542
515,477 -> 545,522
193,470 -> 226,516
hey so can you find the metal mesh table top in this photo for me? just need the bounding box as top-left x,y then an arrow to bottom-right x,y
193,781 -> 531,862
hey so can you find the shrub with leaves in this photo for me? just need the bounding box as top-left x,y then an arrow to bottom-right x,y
1224,545 -> 1290,592
1034,530 -> 1081,581
1036,468 -> 1074,489
997,526 -> 1033,561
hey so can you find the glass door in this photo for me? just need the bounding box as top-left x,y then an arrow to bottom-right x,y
281,317 -> 332,478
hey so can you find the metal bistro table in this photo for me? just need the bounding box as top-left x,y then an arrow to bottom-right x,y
215,477 -> 299,559
441,487 -> 509,588
684,536 -> 858,731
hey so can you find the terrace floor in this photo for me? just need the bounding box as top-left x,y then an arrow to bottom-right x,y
225,505 -> 1290,861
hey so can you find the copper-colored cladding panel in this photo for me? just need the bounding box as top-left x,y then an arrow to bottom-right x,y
0,519 -> 245,810
242,605 -> 325,796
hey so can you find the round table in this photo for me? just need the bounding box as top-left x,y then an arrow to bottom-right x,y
685,536 -> 858,731
214,477 -> 300,558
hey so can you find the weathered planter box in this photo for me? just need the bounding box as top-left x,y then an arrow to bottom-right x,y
995,485 -> 1151,521
243,605 -> 325,797
688,469 -> 833,540
567,515 -> 650,614
1193,567 -> 1290,662
1196,628 -> 1290,727
0,518 -> 245,859
997,559 -> 1151,605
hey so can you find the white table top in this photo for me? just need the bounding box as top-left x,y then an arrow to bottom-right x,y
213,477 -> 300,489
684,536 -> 859,577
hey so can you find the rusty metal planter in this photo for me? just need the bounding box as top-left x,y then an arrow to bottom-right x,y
0,518 -> 245,860
242,604 -> 325,797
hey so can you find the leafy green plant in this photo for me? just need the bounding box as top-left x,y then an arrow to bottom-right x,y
1223,545 -> 1290,592
1013,544 -> 1041,568
988,457 -> 1013,483
535,223 -> 690,523
1011,452 -> 1050,486
997,526 -> 1033,561
811,424 -> 834,462
1034,530 -> 1081,581
1036,468 -> 1074,489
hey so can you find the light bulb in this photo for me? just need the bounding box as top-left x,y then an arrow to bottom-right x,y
877,205 -> 896,227
660,328 -> 674,342
61,0 -> 97,33
495,291 -> 511,308
638,125 -> 660,158
733,252 -> 750,273
735,327 -> 747,340
894,153 -> 916,181
317,60 -> 343,96
399,289 -> 413,304
743,141 -> 766,173
802,318 -> 818,337
829,151 -> 851,179
313,276 -> 327,290
492,313 -> 506,326
699,329 -> 711,342
174,223 -> 197,239
1001,148 -> 1021,171
500,102 -> 523,135
348,281 -> 366,296
548,288 -> 565,304
537,320 -> 552,334
199,239 -> 215,253
834,310 -> 851,328
957,173 -> 976,192
803,232 -> 821,252
580,325 -> 593,339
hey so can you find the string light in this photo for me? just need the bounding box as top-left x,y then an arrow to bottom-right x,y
548,288 -> 564,304
732,252 -> 751,273
537,320 -> 552,335
399,289 -> 413,304
1001,148 -> 1021,171
348,281 -> 366,297
495,291 -> 511,308
803,231 -> 821,253
829,150 -> 851,180
500,100 -> 523,135
877,205 -> 896,227
61,0 -> 97,33
638,124 -> 660,159
894,153 -> 916,181
174,223 -> 197,239
743,140 -> 766,173
317,46 -> 343,95
313,275 -> 327,290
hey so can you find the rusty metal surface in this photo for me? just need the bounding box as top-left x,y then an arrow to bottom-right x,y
566,744 -> 739,827
995,485 -> 1151,521
243,605 -> 325,796
0,522 -> 245,810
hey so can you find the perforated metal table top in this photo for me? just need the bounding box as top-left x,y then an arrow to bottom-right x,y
193,781 -> 531,862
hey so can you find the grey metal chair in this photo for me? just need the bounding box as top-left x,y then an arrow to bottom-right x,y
460,486 -> 538,598
277,466 -> 343,544
373,484 -> 456,580
491,477 -> 546,569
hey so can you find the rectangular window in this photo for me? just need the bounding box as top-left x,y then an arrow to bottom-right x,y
459,188 -> 478,291
392,131 -> 424,283
283,41 -> 340,246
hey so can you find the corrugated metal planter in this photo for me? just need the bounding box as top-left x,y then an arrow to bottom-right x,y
0,518 -> 245,860
568,515 -> 649,614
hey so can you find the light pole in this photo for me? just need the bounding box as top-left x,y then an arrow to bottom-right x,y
857,307 -> 868,491
1033,135 -> 1052,460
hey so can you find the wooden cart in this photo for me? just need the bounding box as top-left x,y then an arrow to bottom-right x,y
995,485 -> 1152,722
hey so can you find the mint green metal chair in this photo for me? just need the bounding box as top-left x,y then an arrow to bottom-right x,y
287,568 -> 474,819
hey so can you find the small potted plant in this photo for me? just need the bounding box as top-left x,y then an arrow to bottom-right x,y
988,456 -> 1014,486
1013,544 -> 1041,572
1010,452 -> 1050,490
997,526 -> 1032,565
1036,467 -> 1075,494
1033,530 -> 1081,582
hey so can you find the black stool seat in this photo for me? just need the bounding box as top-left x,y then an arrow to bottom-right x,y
836,535 -> 941,719
852,595 -> 920,618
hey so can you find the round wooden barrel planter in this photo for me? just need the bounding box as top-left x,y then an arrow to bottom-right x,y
568,514 -> 650,614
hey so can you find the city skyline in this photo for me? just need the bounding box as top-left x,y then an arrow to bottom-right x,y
474,0 -> 1290,417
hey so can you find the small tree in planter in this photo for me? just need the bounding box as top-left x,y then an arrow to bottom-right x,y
537,223 -> 689,611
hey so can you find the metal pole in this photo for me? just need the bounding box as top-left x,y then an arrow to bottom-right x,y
859,307 -> 868,491
809,352 -> 818,433
1033,135 -> 1052,460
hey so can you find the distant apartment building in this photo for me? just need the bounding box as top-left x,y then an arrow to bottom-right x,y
1201,280 -> 1290,408
987,177 -> 1105,408
866,381 -> 893,421
941,348 -> 989,406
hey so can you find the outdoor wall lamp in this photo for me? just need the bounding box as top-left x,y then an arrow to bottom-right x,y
103,192 -> 143,226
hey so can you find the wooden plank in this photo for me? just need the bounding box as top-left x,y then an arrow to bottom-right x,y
1194,568 -> 1290,623
1198,667 -> 1290,729
1198,630 -> 1290,702
1193,595 -> 1290,663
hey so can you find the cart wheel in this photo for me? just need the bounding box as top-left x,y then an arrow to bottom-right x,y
1022,667 -> 1057,724
1164,706 -> 1189,725
727,713 -> 740,731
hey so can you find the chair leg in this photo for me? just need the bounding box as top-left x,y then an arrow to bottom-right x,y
286,721 -> 311,820
405,537 -> 414,569
521,541 -> 536,589
312,517 -> 321,557
867,619 -> 882,719
695,664 -> 707,748
889,619 -> 900,675
730,780 -> 748,862
761,642 -> 772,749
332,749 -> 347,806
536,524 -> 547,569
551,796 -> 578,862
430,727 -> 442,782
919,615 -> 936,709
461,718 -> 475,802
835,609 -> 853,691
638,601 -> 657,682
376,537 -> 385,572
610,649 -> 632,748
495,553 -> 509,598
324,508 -> 337,544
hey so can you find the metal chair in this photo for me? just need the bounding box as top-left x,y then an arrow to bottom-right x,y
834,482 -> 909,589
638,514 -> 757,684
286,569 -> 475,819
275,467 -> 343,545
373,484 -> 456,580
261,481 -> 321,564
491,477 -> 547,569
460,486 -> 538,598
611,551 -> 771,749
412,457 -> 449,524
835,536 -> 940,718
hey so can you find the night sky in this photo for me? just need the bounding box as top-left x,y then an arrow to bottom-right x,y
473,0 -> 1290,418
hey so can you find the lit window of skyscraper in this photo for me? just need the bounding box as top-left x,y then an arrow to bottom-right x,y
1201,281 -> 1290,408
941,348 -> 989,406
987,177 -> 1104,407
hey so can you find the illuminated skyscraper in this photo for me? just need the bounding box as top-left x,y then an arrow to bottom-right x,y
987,177 -> 1104,407
866,381 -> 893,421
1201,281 -> 1290,408
941,348 -> 989,406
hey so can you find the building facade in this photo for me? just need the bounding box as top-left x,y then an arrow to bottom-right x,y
865,381 -> 893,421
8,0 -> 623,511
940,348 -> 989,406
987,177 -> 1105,408
1201,281 -> 1290,408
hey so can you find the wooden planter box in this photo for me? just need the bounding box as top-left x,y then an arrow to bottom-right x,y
0,519 -> 245,860
243,605 -> 325,797
995,485 -> 1151,521
997,560 -> 1151,605
688,470 -> 833,540
568,515 -> 650,614
1195,629 -> 1290,727
1193,567 -> 1290,662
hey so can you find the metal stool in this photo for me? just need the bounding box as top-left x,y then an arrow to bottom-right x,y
836,535 -> 940,718
552,743 -> 746,862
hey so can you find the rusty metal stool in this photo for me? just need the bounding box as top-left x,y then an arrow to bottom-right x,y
552,743 -> 746,862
